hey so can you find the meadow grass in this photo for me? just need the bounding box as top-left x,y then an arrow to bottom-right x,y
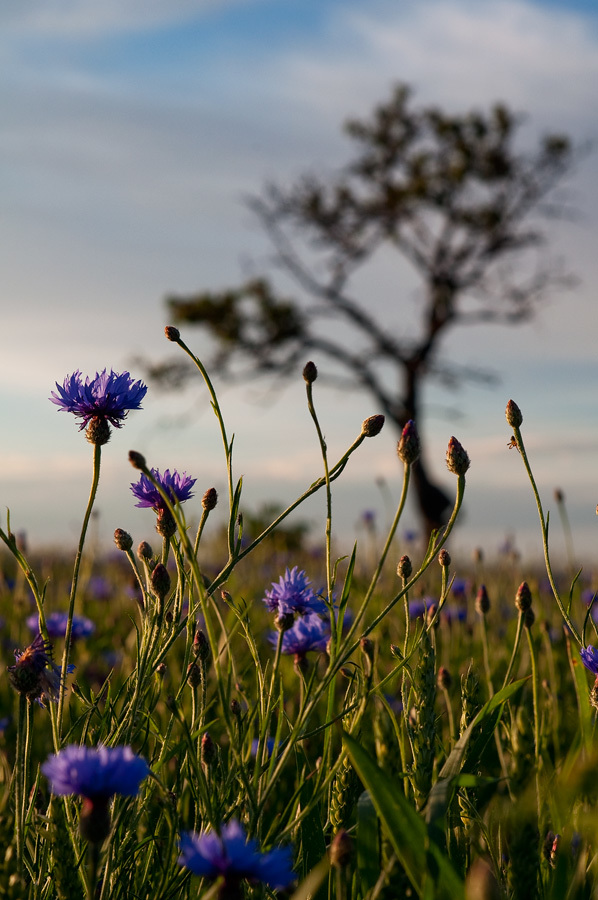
1,331 -> 597,900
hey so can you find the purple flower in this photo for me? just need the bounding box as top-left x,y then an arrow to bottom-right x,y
262,567 -> 328,617
178,820 -> 294,891
27,612 -> 95,640
580,645 -> 598,675
8,634 -> 75,707
130,468 -> 196,511
50,370 -> 146,431
271,612 -> 330,657
42,745 -> 149,800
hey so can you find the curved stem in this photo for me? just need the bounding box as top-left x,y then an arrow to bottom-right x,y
58,442 -> 102,736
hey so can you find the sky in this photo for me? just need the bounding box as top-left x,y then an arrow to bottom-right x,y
2,0 -> 598,569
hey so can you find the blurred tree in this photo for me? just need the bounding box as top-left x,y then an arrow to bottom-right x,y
152,84 -> 575,537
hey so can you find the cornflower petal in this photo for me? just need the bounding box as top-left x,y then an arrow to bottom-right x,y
50,369 -> 146,430
42,745 -> 149,800
130,468 -> 196,511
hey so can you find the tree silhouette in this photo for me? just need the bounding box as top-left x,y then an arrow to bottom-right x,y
154,84 -> 574,536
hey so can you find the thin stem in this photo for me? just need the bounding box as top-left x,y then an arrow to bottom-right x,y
502,611 -> 525,689
58,443 -> 102,736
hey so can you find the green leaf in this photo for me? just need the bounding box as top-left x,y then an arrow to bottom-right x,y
426,676 -> 527,829
356,790 -> 380,895
298,778 -> 327,897
342,731 -> 464,900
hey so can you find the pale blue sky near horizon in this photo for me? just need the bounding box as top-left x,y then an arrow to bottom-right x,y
2,0 -> 598,568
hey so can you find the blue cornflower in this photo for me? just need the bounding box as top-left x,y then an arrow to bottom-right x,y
178,820 -> 294,892
8,634 -> 75,707
130,468 -> 196,511
580,645 -> 598,675
263,567 -> 327,617
271,612 -> 330,657
42,745 -> 149,800
50,370 -> 146,432
27,612 -> 95,640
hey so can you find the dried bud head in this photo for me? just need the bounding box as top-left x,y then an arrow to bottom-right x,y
524,607 -> 535,629
475,584 -> 490,615
114,528 -> 133,552
397,555 -> 412,580
515,581 -> 532,613
85,416 -> 111,446
361,414 -> 385,437
302,361 -> 318,384
438,548 -> 451,568
506,399 -> 523,429
164,325 -> 180,342
437,666 -> 452,690
427,603 -> 439,629
446,436 -> 470,476
151,563 -> 171,599
275,612 -> 295,633
128,450 -> 146,470
201,732 -> 217,767
230,698 -> 241,717
397,420 -> 420,465
202,487 -> 218,511
156,662 -> 167,678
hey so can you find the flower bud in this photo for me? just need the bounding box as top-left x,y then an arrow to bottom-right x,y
275,612 -> 295,633
128,450 -> 146,470
330,830 -> 353,869
437,666 -> 452,690
201,732 -> 217,768
164,325 -> 180,342
114,528 -> 133,552
446,436 -> 470,475
397,420 -> 420,465
303,361 -> 318,383
193,628 -> 210,663
438,548 -> 451,568
505,399 -> 523,428
397,555 -> 412,580
187,662 -> 201,688
202,487 -> 218,511
137,541 -> 153,562
361,414 -> 385,437
515,581 -> 532,613
524,607 -> 535,629
475,585 -> 490,615
151,563 -> 171,600
156,508 -> 177,539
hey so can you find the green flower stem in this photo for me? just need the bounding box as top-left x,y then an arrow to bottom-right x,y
512,425 -> 581,645
480,614 -> 495,698
525,624 -> 542,822
58,442 -> 102,737
502,611 -> 525,689
14,694 -> 27,874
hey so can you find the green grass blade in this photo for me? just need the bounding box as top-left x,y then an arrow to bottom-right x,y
342,731 -> 465,900
356,789 -> 380,895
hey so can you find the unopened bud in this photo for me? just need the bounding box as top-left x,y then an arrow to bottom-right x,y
202,487 -> 218,511
275,612 -> 295,633
303,361 -> 318,383
137,541 -> 153,562
397,555 -> 412,580
114,528 -> 133,552
151,563 -> 171,599
330,830 -> 353,869
156,662 -> 167,678
515,581 -> 532,613
446,436 -> 470,475
475,585 -> 490,615
187,662 -> 201,687
524,607 -> 535,629
128,450 -> 146,470
230,698 -> 241,717
156,508 -> 177,539
438,549 -> 451,568
193,628 -> 210,663
201,732 -> 217,768
427,603 -> 439,629
361,414 -> 385,437
397,420 -> 420,465
506,399 -> 523,429
164,325 -> 180,342
437,666 -> 452,690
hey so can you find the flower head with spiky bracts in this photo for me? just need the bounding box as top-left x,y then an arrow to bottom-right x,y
262,567 -> 327,618
581,645 -> 598,675
27,612 -> 95,640
42,744 -> 149,800
271,612 -> 330,658
130,468 -> 196,511
178,820 -> 294,893
8,634 -> 74,707
50,370 -> 147,444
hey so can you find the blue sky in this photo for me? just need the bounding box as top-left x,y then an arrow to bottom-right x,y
2,0 -> 598,565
